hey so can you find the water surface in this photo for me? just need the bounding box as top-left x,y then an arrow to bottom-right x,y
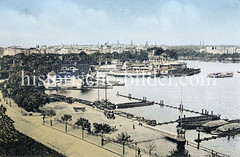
47,61 -> 240,156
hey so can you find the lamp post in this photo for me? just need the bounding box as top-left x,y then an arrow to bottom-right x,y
101,131 -> 104,146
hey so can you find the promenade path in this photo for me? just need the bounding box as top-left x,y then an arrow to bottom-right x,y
0,92 -> 138,157
0,79 -> 225,157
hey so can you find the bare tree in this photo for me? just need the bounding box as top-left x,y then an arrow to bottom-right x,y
146,142 -> 157,157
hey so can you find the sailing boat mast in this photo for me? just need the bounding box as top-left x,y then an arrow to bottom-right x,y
98,74 -> 100,102
178,83 -> 185,139
180,83 -> 183,128
98,57 -> 101,102
105,74 -> 107,102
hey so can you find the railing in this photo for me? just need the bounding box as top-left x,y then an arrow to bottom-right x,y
186,141 -> 230,157
51,118 -> 153,157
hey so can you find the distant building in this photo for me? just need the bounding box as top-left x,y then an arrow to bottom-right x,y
3,46 -> 23,55
4,43 -> 239,56
202,46 -> 239,54
97,60 -> 122,72
45,65 -> 84,89
236,47 -> 240,53
60,64 -> 90,75
148,50 -> 170,64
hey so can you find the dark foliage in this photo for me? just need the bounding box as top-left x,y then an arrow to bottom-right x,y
61,114 -> 72,122
0,131 -> 66,157
0,105 -> 65,157
93,123 -> 114,134
75,117 -> 91,132
116,131 -> 133,144
148,47 -> 178,60
0,105 -> 17,143
0,51 -> 149,112
167,144 -> 191,157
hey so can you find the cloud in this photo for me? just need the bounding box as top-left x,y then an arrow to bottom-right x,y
129,1 -> 203,45
0,0 -> 240,47
131,0 -> 240,45
0,0 -> 109,47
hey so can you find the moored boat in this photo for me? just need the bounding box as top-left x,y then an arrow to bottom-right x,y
109,70 -> 152,77
211,123 -> 240,135
201,120 -> 229,133
208,72 -> 233,78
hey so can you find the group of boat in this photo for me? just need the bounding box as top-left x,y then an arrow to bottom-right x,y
208,72 -> 234,78
199,119 -> 240,135
108,68 -> 201,78
86,73 -> 125,87
97,60 -> 201,78
178,115 -> 240,136
211,122 -> 240,136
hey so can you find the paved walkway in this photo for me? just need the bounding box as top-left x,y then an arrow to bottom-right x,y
0,93 -> 133,157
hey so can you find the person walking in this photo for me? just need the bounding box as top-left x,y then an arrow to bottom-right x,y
138,147 -> 141,157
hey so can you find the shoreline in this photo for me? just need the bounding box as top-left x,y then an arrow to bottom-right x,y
0,91 -> 127,157
44,100 -> 209,156
179,58 -> 240,63
1,71 -> 232,157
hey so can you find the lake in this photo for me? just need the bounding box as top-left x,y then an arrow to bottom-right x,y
47,60 -> 240,156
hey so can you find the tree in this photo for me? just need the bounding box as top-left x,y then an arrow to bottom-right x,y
46,109 -> 56,126
154,48 -> 165,56
166,49 -> 178,60
167,144 -> 190,157
116,132 -> 133,155
75,117 -> 91,138
93,123 -> 115,146
61,114 -> 72,132
93,123 -> 113,134
146,142 -> 156,157
112,51 -> 119,59
0,105 -> 18,143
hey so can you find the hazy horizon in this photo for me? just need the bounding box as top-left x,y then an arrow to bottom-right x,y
1,0 -> 240,47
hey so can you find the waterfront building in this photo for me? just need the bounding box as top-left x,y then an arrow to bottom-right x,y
202,46 -> 240,54
45,70 -> 83,89
98,60 -> 122,72
44,65 -> 88,89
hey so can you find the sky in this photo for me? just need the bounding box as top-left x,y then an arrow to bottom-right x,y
0,0 -> 240,47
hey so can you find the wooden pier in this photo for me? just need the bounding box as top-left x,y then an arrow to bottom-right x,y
138,119 -> 186,144
117,92 -> 217,117
157,120 -> 177,125
116,92 -> 233,156
49,94 -> 186,143
48,93 -> 231,156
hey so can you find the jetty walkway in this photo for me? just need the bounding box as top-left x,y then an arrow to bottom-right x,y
116,92 -> 230,157
117,92 -> 217,116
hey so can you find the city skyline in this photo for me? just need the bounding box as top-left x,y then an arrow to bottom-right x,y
0,0 -> 240,47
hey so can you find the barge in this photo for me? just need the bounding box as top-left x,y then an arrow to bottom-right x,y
116,101 -> 154,109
